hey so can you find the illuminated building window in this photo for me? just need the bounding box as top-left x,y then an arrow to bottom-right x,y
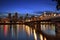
54,14 -> 56,16
49,15 -> 50,16
44,12 -> 46,16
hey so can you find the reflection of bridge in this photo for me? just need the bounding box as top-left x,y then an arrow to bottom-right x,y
25,16 -> 60,30
24,15 -> 60,35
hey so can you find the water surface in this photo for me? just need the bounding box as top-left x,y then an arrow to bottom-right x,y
0,23 -> 57,40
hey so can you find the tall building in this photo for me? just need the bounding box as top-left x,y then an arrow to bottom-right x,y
8,13 -> 11,19
14,12 -> 18,22
8,13 -> 12,23
15,12 -> 18,19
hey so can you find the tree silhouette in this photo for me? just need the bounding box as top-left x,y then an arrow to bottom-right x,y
53,0 -> 60,10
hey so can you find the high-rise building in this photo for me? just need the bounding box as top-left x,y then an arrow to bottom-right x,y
14,12 -> 18,22
15,12 -> 18,19
8,13 -> 12,23
8,13 -> 11,19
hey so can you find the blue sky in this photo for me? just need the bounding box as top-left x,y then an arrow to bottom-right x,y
0,0 -> 57,14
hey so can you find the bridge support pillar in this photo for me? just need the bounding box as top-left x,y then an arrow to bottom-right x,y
36,21 -> 41,31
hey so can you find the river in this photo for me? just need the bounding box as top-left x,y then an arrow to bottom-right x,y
0,23 -> 60,40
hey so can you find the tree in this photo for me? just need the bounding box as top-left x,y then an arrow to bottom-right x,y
53,0 -> 60,10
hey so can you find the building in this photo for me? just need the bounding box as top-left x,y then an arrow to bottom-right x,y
39,12 -> 60,20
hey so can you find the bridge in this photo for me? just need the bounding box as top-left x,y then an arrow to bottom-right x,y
24,14 -> 60,23
24,14 -> 60,35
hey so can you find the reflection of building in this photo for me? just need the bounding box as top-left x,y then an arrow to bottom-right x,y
4,25 -> 9,37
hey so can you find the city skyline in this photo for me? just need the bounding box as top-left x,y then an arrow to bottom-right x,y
0,0 -> 60,14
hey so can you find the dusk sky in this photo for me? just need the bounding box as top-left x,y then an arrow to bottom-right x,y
0,0 -> 58,14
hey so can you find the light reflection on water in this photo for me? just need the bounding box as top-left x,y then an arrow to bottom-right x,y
40,34 -> 43,40
0,23 -> 56,40
33,29 -> 37,40
40,23 -> 56,36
